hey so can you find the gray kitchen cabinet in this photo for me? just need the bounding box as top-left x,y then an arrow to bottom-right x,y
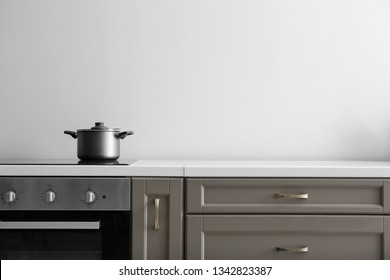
186,178 -> 390,260
132,178 -> 183,260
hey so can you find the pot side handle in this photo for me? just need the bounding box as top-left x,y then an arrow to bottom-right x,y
118,131 -> 134,139
64,130 -> 78,139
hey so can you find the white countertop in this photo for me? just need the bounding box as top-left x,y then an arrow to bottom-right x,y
128,160 -> 185,177
2,160 -> 390,177
183,160 -> 390,177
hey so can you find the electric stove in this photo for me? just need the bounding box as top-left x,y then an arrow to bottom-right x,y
0,159 -> 135,165
0,160 -> 134,259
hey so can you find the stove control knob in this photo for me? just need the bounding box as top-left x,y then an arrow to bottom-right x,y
85,191 -> 96,204
4,191 -> 16,203
45,191 -> 56,203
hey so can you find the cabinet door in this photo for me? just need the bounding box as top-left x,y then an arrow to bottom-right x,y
132,178 -> 183,260
186,215 -> 385,260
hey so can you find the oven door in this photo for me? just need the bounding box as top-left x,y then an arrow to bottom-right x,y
0,211 -> 131,260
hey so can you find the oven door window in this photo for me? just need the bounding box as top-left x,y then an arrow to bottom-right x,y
1,229 -> 102,260
0,212 -> 130,260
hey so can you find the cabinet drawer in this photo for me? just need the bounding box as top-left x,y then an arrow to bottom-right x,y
186,179 -> 388,214
186,215 -> 386,260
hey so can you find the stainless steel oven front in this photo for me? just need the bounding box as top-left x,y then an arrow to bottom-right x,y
0,177 -> 131,260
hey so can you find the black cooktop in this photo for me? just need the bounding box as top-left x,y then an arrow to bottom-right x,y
0,159 -> 135,165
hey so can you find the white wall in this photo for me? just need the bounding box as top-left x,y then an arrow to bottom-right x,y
1,0 -> 390,161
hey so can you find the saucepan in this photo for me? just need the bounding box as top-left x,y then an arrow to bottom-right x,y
64,122 -> 134,160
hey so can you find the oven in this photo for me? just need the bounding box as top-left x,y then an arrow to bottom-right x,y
0,177 -> 131,260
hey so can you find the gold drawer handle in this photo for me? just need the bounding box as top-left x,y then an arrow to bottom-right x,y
154,198 -> 160,231
276,246 -> 309,253
275,193 -> 308,199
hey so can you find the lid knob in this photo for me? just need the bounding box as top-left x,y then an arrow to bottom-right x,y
91,122 -> 108,130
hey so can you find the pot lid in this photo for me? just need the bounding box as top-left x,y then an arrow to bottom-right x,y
78,122 -> 120,132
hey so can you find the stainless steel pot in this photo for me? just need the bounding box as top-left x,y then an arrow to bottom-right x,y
64,122 -> 134,160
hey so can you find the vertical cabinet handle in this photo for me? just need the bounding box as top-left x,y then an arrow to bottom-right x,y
274,193 -> 308,199
154,198 -> 160,231
276,246 -> 309,253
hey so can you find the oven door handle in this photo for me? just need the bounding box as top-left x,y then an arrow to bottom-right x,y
0,221 -> 100,229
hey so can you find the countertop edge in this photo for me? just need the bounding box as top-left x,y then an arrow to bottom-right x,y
2,160 -> 390,177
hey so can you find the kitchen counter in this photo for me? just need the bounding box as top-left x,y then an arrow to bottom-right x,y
0,160 -> 185,177
183,160 -> 390,177
1,160 -> 390,177
3,160 -> 390,261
